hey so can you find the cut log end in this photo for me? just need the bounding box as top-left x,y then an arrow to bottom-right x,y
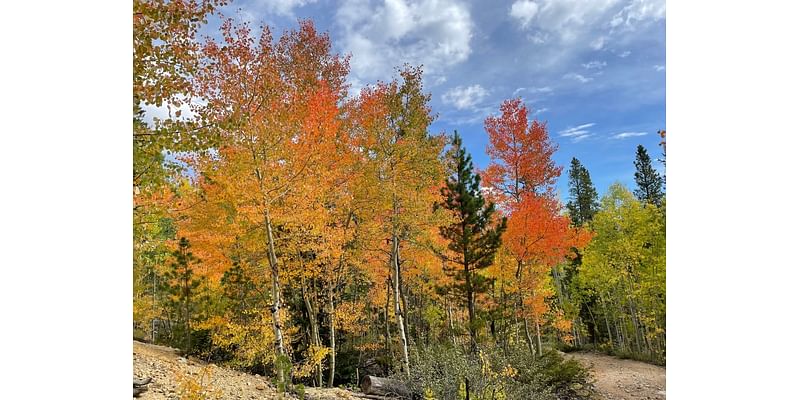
133,386 -> 148,397
133,377 -> 152,387
134,376 -> 152,397
360,375 -> 411,399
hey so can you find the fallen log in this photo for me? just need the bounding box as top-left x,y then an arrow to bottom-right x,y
134,376 -> 152,397
133,386 -> 148,397
134,377 -> 152,387
355,394 -> 404,400
360,375 -> 411,399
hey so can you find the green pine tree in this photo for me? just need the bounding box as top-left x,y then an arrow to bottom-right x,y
164,237 -> 202,355
566,157 -> 599,226
436,131 -> 507,351
633,145 -> 665,206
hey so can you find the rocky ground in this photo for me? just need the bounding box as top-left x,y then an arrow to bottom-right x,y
134,340 -> 666,399
133,340 -> 360,399
566,352 -> 666,400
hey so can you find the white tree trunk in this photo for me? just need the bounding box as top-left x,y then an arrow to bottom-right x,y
392,235 -> 410,377
265,209 -> 287,386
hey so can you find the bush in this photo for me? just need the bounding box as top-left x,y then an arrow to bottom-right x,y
396,344 -> 592,400
518,350 -> 592,399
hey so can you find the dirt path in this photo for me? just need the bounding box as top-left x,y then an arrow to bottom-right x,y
567,352 -> 666,400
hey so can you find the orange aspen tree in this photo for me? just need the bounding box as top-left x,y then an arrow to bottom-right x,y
183,19 -> 348,387
348,66 -> 445,376
483,98 -> 589,355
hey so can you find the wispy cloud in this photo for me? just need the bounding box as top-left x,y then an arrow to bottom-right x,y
512,86 -> 553,96
439,104 -> 496,126
609,0 -> 666,32
590,37 -> 606,50
526,31 -> 549,44
563,73 -> 593,83
572,133 -> 593,142
559,123 -> 596,137
582,60 -> 607,70
533,107 -> 549,115
257,0 -> 317,17
618,50 -> 632,58
442,84 -> 489,110
509,0 -> 539,29
611,131 -> 648,139
653,64 -> 665,71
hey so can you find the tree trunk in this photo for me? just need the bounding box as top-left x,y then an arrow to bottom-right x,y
534,314 -> 543,356
627,298 -> 642,354
600,296 -> 614,350
399,265 -> 411,345
516,267 -> 535,357
391,235 -> 411,377
301,275 -> 322,387
465,262 -> 477,352
182,269 -> 191,355
447,301 -> 456,346
523,314 -> 535,356
265,209 -> 287,386
328,278 -> 336,388
384,278 -> 393,361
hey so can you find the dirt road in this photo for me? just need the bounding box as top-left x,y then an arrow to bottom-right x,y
567,352 -> 666,400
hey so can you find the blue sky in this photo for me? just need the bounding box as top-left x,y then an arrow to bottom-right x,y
201,0 -> 666,202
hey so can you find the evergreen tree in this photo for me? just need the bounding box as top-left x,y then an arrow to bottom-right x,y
565,157 -> 599,226
164,237 -> 202,354
436,131 -> 507,351
633,145 -> 664,206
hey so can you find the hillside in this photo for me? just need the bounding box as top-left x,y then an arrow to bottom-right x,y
133,341 -> 359,400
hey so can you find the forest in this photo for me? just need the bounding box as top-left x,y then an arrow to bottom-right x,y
133,1 -> 666,399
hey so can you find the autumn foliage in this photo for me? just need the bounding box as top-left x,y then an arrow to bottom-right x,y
133,5 -> 666,395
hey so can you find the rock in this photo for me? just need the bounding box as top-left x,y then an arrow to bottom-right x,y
570,383 -> 584,391
256,383 -> 266,390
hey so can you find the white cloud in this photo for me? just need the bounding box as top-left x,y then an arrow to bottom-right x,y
559,123 -> 596,137
582,60 -> 607,69
653,64 -> 665,71
510,1 -> 620,39
509,0 -> 540,29
439,104 -> 496,125
563,72 -> 593,83
259,0 -> 317,17
611,131 -> 648,139
140,95 -> 204,128
609,0 -> 666,31
507,0 -> 664,50
590,36 -> 606,50
572,133 -> 593,142
335,0 -> 473,82
526,31 -> 549,44
618,50 -> 632,58
513,86 -> 553,96
441,84 -> 489,110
